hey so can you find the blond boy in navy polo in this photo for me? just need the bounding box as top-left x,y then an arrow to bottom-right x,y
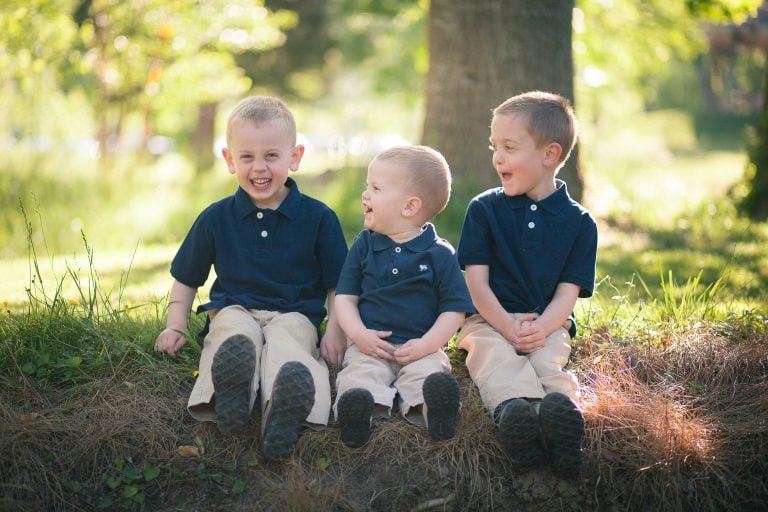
457,91 -> 598,475
154,96 -> 348,460
333,146 -> 474,448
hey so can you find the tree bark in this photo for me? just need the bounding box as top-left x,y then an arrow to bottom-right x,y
193,102 -> 217,173
422,0 -> 583,200
742,56 -> 768,220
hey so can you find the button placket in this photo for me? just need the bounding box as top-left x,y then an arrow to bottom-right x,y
391,246 -> 402,277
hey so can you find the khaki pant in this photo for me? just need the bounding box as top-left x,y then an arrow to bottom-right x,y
187,305 -> 331,425
334,342 -> 451,426
456,314 -> 579,413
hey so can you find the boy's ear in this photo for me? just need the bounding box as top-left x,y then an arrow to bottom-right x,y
221,147 -> 235,174
543,142 -> 563,166
290,144 -> 305,172
402,196 -> 423,218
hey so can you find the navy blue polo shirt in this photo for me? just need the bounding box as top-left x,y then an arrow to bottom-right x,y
458,180 -> 597,336
336,223 -> 474,345
170,178 -> 348,329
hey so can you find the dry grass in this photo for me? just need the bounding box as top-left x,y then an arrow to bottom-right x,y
577,327 -> 768,511
1,325 -> 767,511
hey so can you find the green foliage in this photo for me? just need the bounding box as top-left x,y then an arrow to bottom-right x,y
98,457 -> 160,510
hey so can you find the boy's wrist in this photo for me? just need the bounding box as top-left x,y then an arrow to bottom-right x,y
165,326 -> 187,336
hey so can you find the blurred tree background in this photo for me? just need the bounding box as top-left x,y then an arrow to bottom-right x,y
1,0 -> 766,260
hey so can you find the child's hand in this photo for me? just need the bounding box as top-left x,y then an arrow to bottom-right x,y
513,319 -> 546,354
393,339 -> 433,365
352,328 -> 396,360
320,331 -> 346,365
155,328 -> 187,358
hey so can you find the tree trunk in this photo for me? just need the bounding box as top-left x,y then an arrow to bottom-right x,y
741,56 -> 768,220
193,102 -> 218,174
422,0 -> 582,201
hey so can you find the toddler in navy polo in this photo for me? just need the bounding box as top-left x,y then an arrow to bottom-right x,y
154,96 -> 348,460
456,91 -> 598,476
333,145 -> 474,448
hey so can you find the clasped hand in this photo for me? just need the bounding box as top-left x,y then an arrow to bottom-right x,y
507,314 -> 547,354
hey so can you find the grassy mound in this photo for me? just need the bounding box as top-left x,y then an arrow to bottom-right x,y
1,319 -> 767,511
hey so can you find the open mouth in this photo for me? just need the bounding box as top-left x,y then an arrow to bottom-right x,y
251,178 -> 271,186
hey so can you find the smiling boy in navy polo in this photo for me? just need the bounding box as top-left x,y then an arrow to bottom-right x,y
333,145 -> 474,448
457,91 -> 598,476
154,96 -> 348,460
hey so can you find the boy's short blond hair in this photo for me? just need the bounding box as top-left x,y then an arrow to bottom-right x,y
493,91 -> 578,166
226,96 -> 297,145
372,145 -> 451,221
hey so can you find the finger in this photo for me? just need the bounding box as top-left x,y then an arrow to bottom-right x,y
378,348 -> 395,360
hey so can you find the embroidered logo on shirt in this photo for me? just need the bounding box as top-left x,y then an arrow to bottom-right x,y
419,264 -> 429,272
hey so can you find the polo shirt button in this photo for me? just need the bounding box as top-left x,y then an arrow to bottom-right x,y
392,268 -> 398,275
528,222 -> 535,229
530,204 -> 537,211
257,212 -> 264,219
395,247 -> 402,253
261,230 -> 268,237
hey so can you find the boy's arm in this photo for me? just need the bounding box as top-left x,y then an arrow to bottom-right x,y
334,293 -> 395,361
393,311 -> 466,365
155,280 -> 197,357
515,282 -> 579,352
319,289 -> 346,365
464,265 -> 522,343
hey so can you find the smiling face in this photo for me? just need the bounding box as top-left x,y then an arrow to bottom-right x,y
361,159 -> 418,237
222,119 -> 304,209
489,113 -> 558,201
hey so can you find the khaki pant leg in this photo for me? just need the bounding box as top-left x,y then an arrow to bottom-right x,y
395,350 -> 452,423
188,305 -> 263,422
334,343 -> 398,417
528,326 -> 580,404
259,311 -> 331,425
456,314 -> 545,413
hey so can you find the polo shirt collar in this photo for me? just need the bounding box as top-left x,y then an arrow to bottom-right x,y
234,177 -> 301,220
503,179 -> 569,214
371,222 -> 438,252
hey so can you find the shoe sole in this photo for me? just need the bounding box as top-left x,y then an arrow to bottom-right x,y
211,334 -> 256,435
497,398 -> 544,469
423,372 -> 461,440
539,392 -> 585,476
338,388 -> 375,448
261,361 -> 315,460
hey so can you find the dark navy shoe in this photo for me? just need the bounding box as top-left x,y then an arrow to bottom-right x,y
211,334 -> 256,435
539,392 -> 585,476
422,372 -> 461,441
338,388 -> 375,448
260,361 -> 315,460
496,398 -> 545,470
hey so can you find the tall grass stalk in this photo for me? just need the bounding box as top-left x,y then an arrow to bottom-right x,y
637,264 -> 726,327
1,206 -> 163,387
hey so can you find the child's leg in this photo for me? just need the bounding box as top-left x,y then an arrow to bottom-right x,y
334,343 -> 397,416
260,311 -> 329,425
392,351 -> 451,425
527,326 -> 579,404
456,315 -> 545,413
187,305 -> 263,433
335,344 -> 397,448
